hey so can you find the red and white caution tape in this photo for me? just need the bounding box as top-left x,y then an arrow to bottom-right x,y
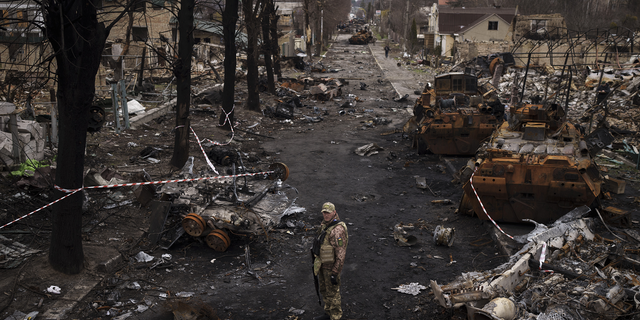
1,170 -> 274,230
190,127 -> 219,174
469,167 -> 557,273
469,167 -> 514,240
0,189 -> 81,230
204,104 -> 236,146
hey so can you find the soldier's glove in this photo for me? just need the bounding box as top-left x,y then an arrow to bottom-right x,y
330,274 -> 338,285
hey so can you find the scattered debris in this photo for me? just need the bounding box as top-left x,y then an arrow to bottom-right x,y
393,223 -> 418,247
392,282 -> 427,296
355,143 -> 383,156
431,206 -> 640,319
46,286 -> 61,294
433,225 -> 455,247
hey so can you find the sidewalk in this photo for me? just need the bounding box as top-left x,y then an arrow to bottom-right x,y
368,40 -> 427,103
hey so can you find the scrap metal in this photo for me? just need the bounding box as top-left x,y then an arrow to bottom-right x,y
429,206 -> 640,319
403,70 -> 504,155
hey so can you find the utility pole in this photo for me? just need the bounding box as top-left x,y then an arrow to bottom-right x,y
403,0 -> 409,52
321,8 -> 323,52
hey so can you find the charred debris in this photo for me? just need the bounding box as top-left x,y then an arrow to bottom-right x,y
402,49 -> 640,319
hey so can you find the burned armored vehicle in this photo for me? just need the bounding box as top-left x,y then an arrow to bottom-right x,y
348,28 -> 374,44
403,70 -> 504,155
458,102 -> 605,223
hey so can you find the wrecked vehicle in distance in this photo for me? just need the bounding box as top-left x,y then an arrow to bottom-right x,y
403,70 -> 505,155
348,29 -> 374,45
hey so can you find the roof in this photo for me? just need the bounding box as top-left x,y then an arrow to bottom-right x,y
438,5 -> 517,35
168,18 -> 248,45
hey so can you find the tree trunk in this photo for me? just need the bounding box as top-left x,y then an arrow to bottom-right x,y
261,1 -> 276,94
169,0 -> 194,170
269,2 -> 281,79
46,0 -> 108,274
304,0 -> 312,63
243,0 -> 262,111
315,12 -> 321,57
220,0 -> 239,129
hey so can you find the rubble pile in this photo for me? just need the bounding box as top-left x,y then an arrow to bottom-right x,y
458,61 -> 640,170
431,207 -> 640,319
0,102 -> 46,167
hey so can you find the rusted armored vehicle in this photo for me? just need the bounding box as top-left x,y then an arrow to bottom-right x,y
403,71 -> 504,155
348,29 -> 373,44
458,102 -> 604,223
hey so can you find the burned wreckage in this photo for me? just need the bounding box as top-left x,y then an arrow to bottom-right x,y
403,70 -> 504,155
430,205 -> 640,320
458,101 -> 607,224
135,156 -> 298,252
421,52 -> 640,319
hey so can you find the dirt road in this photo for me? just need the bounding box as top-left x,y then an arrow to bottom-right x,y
132,34 -> 504,320
0,34 -> 541,320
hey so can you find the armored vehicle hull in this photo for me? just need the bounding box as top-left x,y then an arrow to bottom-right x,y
404,71 -> 504,155
459,104 -> 602,224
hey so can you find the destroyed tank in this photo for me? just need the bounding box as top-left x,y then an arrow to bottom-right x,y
458,102 -> 603,223
403,70 -> 504,155
348,29 -> 374,44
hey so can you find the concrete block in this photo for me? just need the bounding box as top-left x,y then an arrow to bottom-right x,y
0,152 -> 13,166
36,138 -> 44,152
0,131 -> 12,147
18,132 -> 30,144
0,102 -> 16,114
603,177 -> 626,194
17,120 -> 44,140
24,139 -> 44,161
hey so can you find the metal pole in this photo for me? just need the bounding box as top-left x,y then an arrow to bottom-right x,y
111,83 -> 121,134
564,66 -> 572,120
9,113 -> 22,163
519,51 -> 532,102
49,88 -> 58,147
320,9 -> 323,52
120,80 -> 130,129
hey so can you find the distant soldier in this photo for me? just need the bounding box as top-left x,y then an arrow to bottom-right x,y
384,45 -> 390,58
311,202 -> 348,320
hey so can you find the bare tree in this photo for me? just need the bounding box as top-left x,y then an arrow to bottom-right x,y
269,1 -> 282,79
261,0 -> 276,94
242,0 -> 265,112
44,0 -> 130,274
169,0 -> 195,170
219,0 -> 239,129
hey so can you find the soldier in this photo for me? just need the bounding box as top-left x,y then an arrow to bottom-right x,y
384,44 -> 390,58
312,202 -> 348,320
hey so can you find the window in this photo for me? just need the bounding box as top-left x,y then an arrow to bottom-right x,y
488,21 -> 498,30
465,77 -> 476,93
133,0 -> 146,12
132,26 -> 148,41
452,77 -> 463,91
17,10 -> 28,29
436,78 -> 450,91
531,19 -> 547,33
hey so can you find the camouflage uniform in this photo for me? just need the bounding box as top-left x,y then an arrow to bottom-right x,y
314,212 -> 348,320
